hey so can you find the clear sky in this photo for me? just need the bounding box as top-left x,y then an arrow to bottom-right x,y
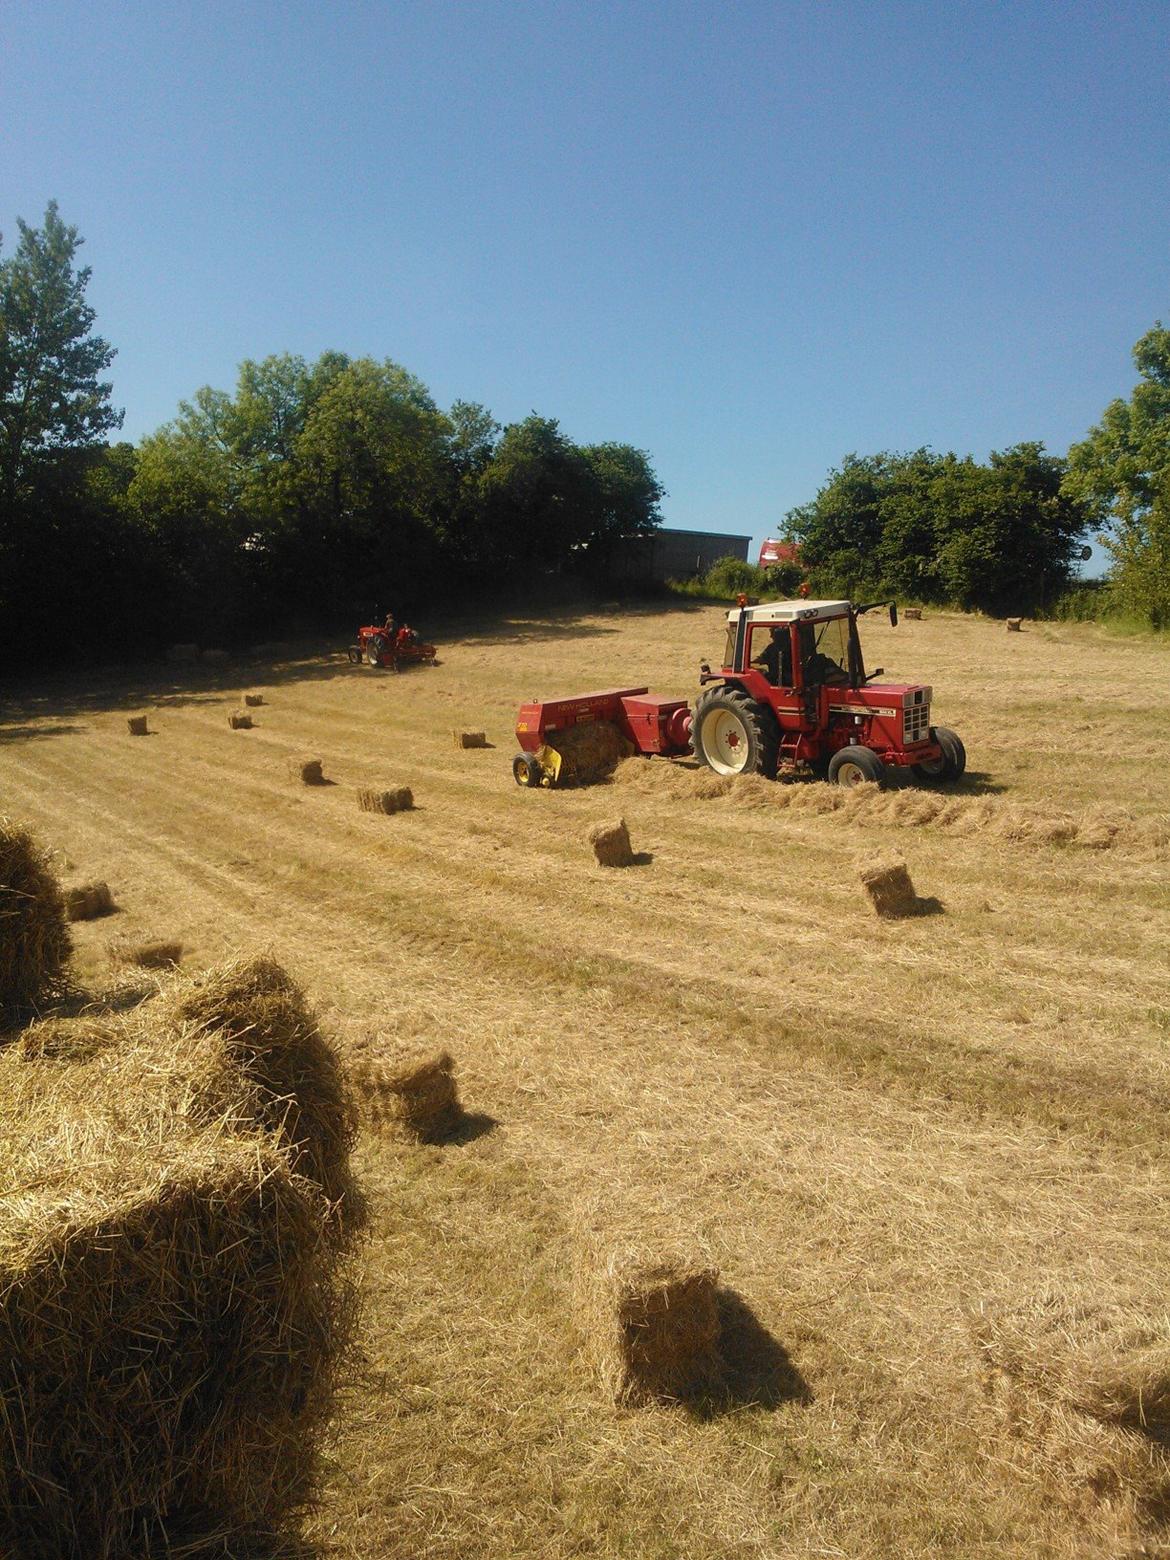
3,0 -> 1167,566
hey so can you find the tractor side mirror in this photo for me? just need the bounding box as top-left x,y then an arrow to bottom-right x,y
889,604 -> 898,627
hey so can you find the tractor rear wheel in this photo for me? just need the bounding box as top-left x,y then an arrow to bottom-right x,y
827,746 -> 886,788
911,727 -> 966,784
692,689 -> 778,778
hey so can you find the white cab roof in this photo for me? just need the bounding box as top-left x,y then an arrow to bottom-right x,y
725,599 -> 851,624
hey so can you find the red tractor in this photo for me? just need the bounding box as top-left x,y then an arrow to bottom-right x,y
512,597 -> 965,788
347,624 -> 438,672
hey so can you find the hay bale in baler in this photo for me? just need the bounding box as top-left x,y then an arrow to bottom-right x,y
349,1049 -> 462,1142
0,958 -> 362,1556
356,786 -> 413,815
0,819 -> 71,1020
290,756 -> 326,785
228,710 -> 254,730
64,880 -> 115,921
127,714 -> 149,735
549,720 -> 632,784
858,857 -> 920,918
588,817 -> 635,868
453,730 -> 488,749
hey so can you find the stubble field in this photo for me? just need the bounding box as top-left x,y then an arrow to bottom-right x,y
3,599 -> 1170,1559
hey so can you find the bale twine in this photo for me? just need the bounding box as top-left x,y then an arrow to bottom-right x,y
858,857 -> 919,918
578,1245 -> 722,1406
166,643 -> 198,664
168,955 -> 360,1213
228,711 -> 253,730
290,757 -> 325,785
0,820 -> 71,1020
588,817 -> 635,868
454,730 -> 488,749
64,881 -> 115,922
127,714 -> 149,735
356,786 -> 413,815
349,1049 -> 462,1142
0,1036 -> 356,1560
902,607 -> 922,620
112,940 -> 183,970
244,693 -> 264,707
1006,617 -> 1023,632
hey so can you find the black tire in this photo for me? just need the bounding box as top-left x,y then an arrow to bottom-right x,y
365,635 -> 386,667
513,752 -> 542,787
692,688 -> 778,778
827,746 -> 886,788
911,726 -> 966,784
347,646 -> 362,665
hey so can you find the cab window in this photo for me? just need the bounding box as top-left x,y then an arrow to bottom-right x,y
799,617 -> 852,685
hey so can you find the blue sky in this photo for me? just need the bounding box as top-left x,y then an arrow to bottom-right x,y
2,0 -> 1166,568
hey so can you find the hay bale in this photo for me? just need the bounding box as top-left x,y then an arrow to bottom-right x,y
64,880 -> 115,921
127,714 -> 149,735
244,692 -> 264,707
582,1249 -> 722,1405
113,940 -> 183,970
858,857 -> 920,918
588,817 -> 635,868
168,955 -> 360,1211
349,1049 -> 461,1142
0,1030 -> 356,1559
356,786 -> 413,815
228,710 -> 254,730
454,730 -> 488,749
290,756 -> 325,785
1006,617 -> 1023,631
166,642 -> 198,664
902,607 -> 922,620
0,820 -> 71,1019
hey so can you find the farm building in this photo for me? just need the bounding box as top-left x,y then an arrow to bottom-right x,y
606,527 -> 751,584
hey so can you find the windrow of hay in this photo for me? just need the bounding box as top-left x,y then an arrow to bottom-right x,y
611,759 -> 1170,857
357,786 -> 413,814
289,756 -> 325,785
0,957 -> 362,1558
348,1048 -> 462,1142
113,939 -> 183,970
588,817 -> 635,867
64,880 -> 115,921
0,819 -> 71,1020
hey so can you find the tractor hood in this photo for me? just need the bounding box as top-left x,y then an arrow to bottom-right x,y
828,682 -> 933,749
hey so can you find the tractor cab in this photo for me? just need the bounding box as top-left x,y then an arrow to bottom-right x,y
693,597 -> 965,787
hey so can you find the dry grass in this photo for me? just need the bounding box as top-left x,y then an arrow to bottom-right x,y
112,938 -> 184,969
0,818 -> 71,1019
0,959 -> 360,1558
3,602 -> 1170,1556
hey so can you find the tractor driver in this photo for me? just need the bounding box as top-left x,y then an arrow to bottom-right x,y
798,622 -> 850,686
752,626 -> 792,686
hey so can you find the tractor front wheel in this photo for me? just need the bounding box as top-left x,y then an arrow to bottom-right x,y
692,689 -> 777,778
513,753 -> 542,787
911,727 -> 966,784
827,746 -> 886,788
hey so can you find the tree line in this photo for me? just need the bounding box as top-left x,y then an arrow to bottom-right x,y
0,205 -> 663,664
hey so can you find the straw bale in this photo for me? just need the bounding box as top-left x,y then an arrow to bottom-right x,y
244,692 -> 265,706
588,817 -> 635,868
64,879 -> 115,921
229,711 -> 254,730
454,730 -> 488,748
0,819 -> 71,1018
356,786 -> 413,814
548,719 -> 632,784
169,955 -> 360,1211
167,642 -> 198,663
290,756 -> 325,785
114,939 -> 184,969
349,1049 -> 461,1142
858,857 -> 919,918
1006,617 -> 1023,631
127,714 -> 149,735
902,607 -> 922,619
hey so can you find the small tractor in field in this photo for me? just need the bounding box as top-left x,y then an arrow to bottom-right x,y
348,623 -> 438,672
512,597 -> 965,789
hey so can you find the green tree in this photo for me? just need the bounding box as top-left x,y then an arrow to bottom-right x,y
0,201 -> 122,507
1065,323 -> 1170,626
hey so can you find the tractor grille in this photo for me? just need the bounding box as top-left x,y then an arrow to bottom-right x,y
903,700 -> 931,744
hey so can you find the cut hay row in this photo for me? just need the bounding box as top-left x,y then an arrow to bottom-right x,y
348,1048 -> 462,1142
611,759 -> 1170,856
0,956 -> 361,1558
357,786 -> 413,814
64,879 -> 115,921
0,819 -> 71,1019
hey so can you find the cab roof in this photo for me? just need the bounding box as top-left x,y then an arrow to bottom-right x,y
725,599 -> 851,625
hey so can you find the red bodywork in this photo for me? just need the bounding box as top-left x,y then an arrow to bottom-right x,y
352,625 -> 437,670
515,688 -> 693,757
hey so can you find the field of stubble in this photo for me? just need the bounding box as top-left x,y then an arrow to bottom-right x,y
3,599 -> 1170,1559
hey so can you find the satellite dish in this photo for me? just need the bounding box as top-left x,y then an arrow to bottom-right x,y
1079,544 -> 1093,561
